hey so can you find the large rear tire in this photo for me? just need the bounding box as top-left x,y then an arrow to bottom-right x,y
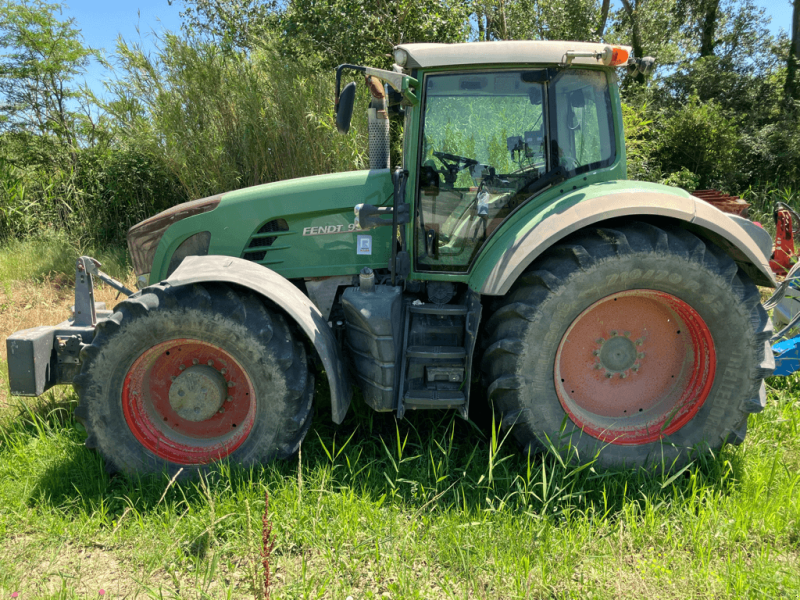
482,221 -> 774,469
73,282 -> 313,477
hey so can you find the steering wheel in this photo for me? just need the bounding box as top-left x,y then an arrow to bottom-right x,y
433,151 -> 479,185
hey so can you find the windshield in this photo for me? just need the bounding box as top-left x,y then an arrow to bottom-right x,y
416,68 -> 615,273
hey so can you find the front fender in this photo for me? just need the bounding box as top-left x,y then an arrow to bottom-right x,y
471,183 -> 776,295
167,255 -> 351,423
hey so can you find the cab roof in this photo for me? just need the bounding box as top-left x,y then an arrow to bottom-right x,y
394,41 -> 631,70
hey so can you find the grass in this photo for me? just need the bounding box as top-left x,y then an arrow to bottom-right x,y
0,236 -> 799,599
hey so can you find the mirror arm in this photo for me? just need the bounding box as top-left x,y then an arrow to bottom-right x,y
335,64 -> 367,111
336,64 -> 419,110
401,76 -> 419,106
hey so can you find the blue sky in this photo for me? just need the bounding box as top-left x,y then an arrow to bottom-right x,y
59,0 -> 794,97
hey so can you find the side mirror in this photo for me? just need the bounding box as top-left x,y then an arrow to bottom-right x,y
336,82 -> 356,134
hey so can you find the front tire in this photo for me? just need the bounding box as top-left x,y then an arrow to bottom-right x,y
482,221 -> 774,469
74,282 -> 313,477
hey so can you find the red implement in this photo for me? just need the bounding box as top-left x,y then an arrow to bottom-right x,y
691,189 -> 750,217
770,209 -> 795,277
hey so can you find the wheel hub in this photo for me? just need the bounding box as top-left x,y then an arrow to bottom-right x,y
597,335 -> 638,373
168,364 -> 228,422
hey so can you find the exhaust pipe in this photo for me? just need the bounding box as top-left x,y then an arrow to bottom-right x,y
366,76 -> 390,170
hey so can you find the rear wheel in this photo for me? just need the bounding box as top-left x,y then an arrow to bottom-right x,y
482,221 -> 774,469
74,282 -> 313,477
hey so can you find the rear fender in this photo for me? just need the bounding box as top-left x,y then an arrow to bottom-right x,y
472,188 -> 777,296
166,255 -> 351,423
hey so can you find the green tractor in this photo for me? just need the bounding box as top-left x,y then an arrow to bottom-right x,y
6,41 -> 777,476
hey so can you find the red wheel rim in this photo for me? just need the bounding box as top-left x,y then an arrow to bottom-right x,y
554,290 -> 716,445
122,339 -> 256,464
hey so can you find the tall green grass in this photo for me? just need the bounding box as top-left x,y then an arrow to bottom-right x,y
111,35 -> 369,202
0,232 -> 130,285
742,183 -> 799,237
0,377 -> 797,598
0,138 -> 187,247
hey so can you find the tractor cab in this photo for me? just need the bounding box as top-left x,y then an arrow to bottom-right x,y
335,41 -> 646,283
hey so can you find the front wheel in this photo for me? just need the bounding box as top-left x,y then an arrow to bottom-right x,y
74,282 -> 313,477
482,221 -> 774,469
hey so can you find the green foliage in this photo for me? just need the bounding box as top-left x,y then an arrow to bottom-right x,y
742,183 -> 799,231
111,34 -> 368,200
0,231 -> 129,283
661,166 -> 700,191
621,101 -> 655,181
177,0 -> 282,50
653,95 -> 740,189
0,0 -> 186,245
0,132 -> 185,244
283,0 -> 471,69
474,0 -> 606,42
608,0 -> 684,69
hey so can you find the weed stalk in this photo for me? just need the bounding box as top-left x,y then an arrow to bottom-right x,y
261,489 -> 275,600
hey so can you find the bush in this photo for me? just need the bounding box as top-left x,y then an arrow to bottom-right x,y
0,137 -> 185,246
652,96 -> 741,190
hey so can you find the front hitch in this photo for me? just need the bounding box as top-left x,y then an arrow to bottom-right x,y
5,256 -> 133,396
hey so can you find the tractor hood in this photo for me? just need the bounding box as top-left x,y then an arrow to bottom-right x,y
146,169 -> 395,283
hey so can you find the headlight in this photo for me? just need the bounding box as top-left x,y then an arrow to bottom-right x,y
167,231 -> 211,276
393,48 -> 408,67
127,195 -> 221,276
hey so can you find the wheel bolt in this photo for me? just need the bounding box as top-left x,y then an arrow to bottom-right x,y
226,396 -> 233,402
192,358 -> 199,365
605,372 -> 613,378
624,331 -> 631,338
227,381 -> 235,388
220,368 -> 227,375
218,408 -> 224,414
592,350 -> 600,356
171,376 -> 177,382
596,338 -> 605,345
179,364 -> 186,371
636,339 -> 644,346
638,352 -> 645,359
594,363 -> 602,370
610,330 -> 618,336
620,373 -> 627,379
207,360 -> 214,367
632,364 -> 640,372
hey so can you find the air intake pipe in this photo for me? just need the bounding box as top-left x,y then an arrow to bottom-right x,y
366,76 -> 390,170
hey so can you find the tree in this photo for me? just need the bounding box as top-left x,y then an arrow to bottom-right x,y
283,0 -> 470,69
596,0 -> 610,37
0,0 -> 98,147
473,0 -> 606,43
610,0 -> 683,83
173,0 -> 281,51
787,0 -> 800,101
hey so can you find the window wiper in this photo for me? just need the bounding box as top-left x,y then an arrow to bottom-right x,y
517,165 -> 568,196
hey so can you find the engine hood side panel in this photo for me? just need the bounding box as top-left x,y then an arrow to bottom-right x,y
150,170 -> 395,282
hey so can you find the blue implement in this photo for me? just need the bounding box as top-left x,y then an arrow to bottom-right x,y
772,335 -> 800,376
